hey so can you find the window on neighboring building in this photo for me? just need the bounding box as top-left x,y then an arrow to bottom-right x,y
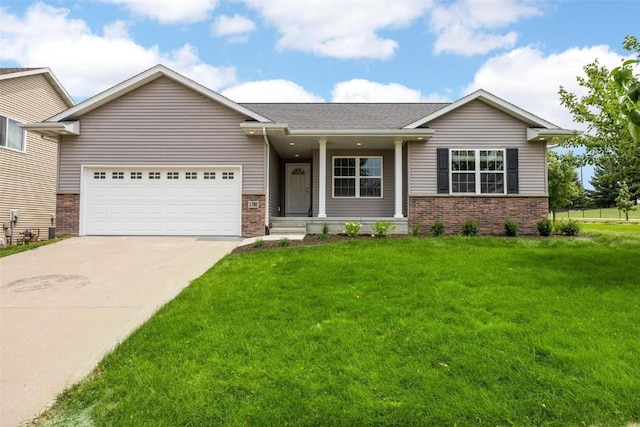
451,149 -> 505,194
0,115 -> 26,152
333,156 -> 382,198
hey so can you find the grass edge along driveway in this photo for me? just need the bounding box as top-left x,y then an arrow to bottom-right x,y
40,235 -> 640,426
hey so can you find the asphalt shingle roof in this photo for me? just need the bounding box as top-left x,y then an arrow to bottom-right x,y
240,103 -> 450,130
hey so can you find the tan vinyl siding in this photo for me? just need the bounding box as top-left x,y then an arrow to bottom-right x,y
408,100 -> 547,196
269,144 -> 281,218
58,77 -> 265,194
313,149 -> 395,217
0,74 -> 69,235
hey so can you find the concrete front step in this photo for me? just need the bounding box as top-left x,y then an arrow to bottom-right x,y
269,227 -> 307,235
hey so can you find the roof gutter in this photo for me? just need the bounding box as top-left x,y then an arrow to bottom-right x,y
526,128 -> 581,142
19,121 -> 80,137
288,128 -> 436,138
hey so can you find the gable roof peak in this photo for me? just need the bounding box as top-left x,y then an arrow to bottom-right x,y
47,64 -> 271,123
0,67 -> 74,107
404,88 -> 559,130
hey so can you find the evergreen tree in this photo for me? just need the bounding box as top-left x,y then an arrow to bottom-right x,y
589,164 -> 619,208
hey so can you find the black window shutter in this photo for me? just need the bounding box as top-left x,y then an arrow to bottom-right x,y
437,148 -> 449,194
506,148 -> 519,194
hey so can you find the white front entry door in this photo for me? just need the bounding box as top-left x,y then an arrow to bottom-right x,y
285,163 -> 311,216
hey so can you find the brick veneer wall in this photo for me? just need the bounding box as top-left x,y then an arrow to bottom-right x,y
56,194 -> 80,236
57,193 -> 266,237
409,196 -> 548,235
242,194 -> 266,237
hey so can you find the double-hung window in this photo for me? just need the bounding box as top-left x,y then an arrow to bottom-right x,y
333,156 -> 382,198
0,115 -> 26,152
451,149 -> 505,194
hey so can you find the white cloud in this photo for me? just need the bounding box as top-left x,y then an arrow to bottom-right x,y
103,20 -> 130,39
430,0 -> 541,55
211,13 -> 256,39
222,80 -> 324,102
331,79 -> 448,102
241,0 -> 433,60
0,3 -> 236,99
97,0 -> 218,24
464,45 -> 629,129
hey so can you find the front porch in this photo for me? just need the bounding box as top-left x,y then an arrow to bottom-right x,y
270,217 -> 408,235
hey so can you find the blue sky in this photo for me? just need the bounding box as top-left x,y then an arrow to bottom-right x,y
1,1 -> 635,120
0,0 -> 637,186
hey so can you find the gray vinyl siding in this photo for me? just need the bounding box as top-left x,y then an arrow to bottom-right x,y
408,100 -> 547,196
0,74 -> 69,235
312,149 -> 395,217
269,144 -> 281,218
58,77 -> 265,194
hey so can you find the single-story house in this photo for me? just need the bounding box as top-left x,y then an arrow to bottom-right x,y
23,64 -> 574,237
1,68 -> 75,243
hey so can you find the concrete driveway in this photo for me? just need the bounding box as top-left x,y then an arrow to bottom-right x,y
0,236 -> 238,427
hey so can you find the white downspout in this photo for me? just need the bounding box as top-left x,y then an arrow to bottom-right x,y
263,127 -> 270,233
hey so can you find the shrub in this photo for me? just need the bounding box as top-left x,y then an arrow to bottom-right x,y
344,222 -> 361,237
504,219 -> 519,237
371,220 -> 395,237
558,219 -> 581,236
411,224 -> 421,237
278,237 -> 291,247
537,219 -> 552,236
430,221 -> 445,237
318,223 -> 329,240
253,238 -> 264,248
460,220 -> 479,236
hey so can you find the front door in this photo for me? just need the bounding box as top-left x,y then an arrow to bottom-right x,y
286,163 -> 311,216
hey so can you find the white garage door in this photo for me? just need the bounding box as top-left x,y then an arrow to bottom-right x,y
82,166 -> 242,236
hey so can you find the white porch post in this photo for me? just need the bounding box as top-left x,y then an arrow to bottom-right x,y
394,140 -> 404,218
318,139 -> 327,218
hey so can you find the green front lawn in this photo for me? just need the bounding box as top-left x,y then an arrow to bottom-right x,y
42,236 -> 640,426
581,222 -> 640,235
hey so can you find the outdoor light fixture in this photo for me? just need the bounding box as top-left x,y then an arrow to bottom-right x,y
289,142 -> 295,146
356,142 -> 362,146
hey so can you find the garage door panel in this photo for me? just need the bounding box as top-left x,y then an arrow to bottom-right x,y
83,167 -> 242,236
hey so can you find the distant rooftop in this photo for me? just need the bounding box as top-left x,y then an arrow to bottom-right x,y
0,68 -> 42,75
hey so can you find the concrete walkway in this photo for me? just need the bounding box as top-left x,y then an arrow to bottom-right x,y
0,237 -> 238,427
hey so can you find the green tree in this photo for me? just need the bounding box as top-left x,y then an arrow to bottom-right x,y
589,164 -> 619,208
548,151 -> 580,221
610,36 -> 640,142
615,181 -> 637,221
559,35 -> 640,191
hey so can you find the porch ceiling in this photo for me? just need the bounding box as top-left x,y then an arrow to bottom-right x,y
241,123 -> 435,159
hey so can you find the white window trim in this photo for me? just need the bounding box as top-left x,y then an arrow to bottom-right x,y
332,155 -> 383,199
0,114 -> 27,153
449,149 -> 506,195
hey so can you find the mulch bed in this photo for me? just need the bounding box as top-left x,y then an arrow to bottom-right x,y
232,234 -> 403,254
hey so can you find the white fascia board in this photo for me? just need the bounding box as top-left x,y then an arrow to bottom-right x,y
47,65 -> 272,123
527,128 -> 580,142
240,122 -> 289,135
404,89 -> 559,129
20,121 -> 80,136
0,68 -> 75,107
288,129 -> 436,138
